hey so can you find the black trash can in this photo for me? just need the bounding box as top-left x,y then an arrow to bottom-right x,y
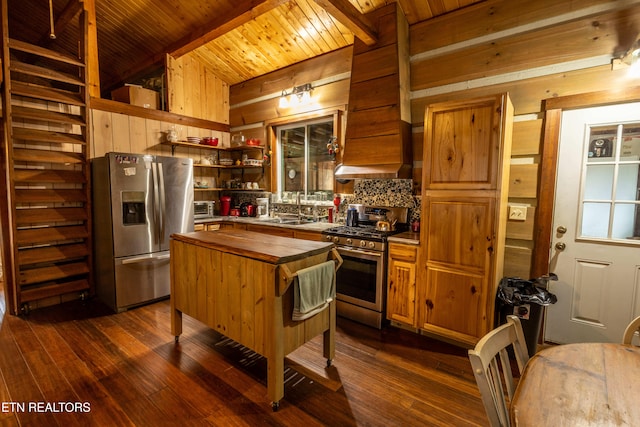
495,275 -> 558,357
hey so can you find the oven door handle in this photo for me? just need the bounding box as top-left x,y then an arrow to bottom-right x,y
337,247 -> 383,258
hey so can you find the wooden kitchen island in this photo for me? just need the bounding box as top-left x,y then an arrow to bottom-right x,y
170,229 -> 341,410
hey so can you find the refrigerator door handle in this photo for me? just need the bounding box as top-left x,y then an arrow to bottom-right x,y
121,253 -> 171,265
157,162 -> 166,244
151,162 -> 161,245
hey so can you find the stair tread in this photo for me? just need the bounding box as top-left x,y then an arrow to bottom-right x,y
9,38 -> 85,67
19,243 -> 89,266
11,60 -> 85,87
18,261 -> 90,286
20,279 -> 90,303
15,207 -> 88,225
14,169 -> 86,184
15,189 -> 88,204
11,81 -> 85,106
13,148 -> 85,164
11,106 -> 86,127
16,225 -> 88,246
12,127 -> 86,145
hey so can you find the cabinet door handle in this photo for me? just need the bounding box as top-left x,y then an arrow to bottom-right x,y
425,299 -> 434,310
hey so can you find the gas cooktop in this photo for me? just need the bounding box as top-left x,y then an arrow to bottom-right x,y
322,224 -> 405,241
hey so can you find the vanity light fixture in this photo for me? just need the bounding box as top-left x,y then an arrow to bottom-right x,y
278,90 -> 289,108
612,37 -> 640,78
278,83 -> 313,108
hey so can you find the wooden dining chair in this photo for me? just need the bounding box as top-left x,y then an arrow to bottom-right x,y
622,315 -> 640,346
468,315 -> 530,427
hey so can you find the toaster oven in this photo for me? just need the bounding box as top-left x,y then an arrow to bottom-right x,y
194,201 -> 215,219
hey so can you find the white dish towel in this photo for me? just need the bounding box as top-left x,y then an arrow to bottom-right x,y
292,260 -> 336,321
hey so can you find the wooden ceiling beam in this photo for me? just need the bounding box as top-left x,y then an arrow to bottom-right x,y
168,0 -> 291,59
311,0 -> 377,45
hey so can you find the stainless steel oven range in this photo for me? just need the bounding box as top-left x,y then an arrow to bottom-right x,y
322,205 -> 408,329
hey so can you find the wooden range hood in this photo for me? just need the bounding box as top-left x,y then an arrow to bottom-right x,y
336,3 -> 412,180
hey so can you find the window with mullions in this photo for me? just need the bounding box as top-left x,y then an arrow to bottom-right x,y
580,122 -> 640,241
276,118 -> 334,201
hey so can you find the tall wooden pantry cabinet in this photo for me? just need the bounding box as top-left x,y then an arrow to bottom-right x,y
418,94 -> 513,346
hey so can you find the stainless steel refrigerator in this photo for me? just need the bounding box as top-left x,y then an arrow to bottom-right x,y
92,152 -> 193,312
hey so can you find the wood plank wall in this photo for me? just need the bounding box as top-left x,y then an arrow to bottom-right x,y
229,47 -> 354,193
166,53 -> 229,123
92,51 -> 230,160
229,0 -> 640,279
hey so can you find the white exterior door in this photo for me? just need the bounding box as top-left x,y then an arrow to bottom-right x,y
544,103 -> 640,344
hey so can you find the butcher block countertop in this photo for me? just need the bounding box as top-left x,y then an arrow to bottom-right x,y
171,229 -> 334,264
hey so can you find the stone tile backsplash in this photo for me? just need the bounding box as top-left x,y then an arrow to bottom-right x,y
225,179 -> 422,223
337,179 -> 421,223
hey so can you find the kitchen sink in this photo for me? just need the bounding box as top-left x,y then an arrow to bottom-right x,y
278,219 -> 313,225
256,218 -> 283,223
257,217 -> 313,225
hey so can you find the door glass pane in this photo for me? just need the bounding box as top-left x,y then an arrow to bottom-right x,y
584,164 -> 614,199
587,126 -> 616,162
621,124 -> 640,161
581,202 -> 611,238
580,122 -> 640,240
612,203 -> 636,239
617,164 -> 640,201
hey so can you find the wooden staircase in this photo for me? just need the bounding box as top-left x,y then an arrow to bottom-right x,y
1,7 -> 92,314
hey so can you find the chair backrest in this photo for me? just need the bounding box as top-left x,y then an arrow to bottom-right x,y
622,315 -> 640,346
468,315 -> 530,427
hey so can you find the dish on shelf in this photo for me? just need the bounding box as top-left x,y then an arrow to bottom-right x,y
201,137 -> 218,146
246,138 -> 261,146
242,159 -> 263,166
231,133 -> 245,147
219,158 -> 234,166
187,136 -> 201,144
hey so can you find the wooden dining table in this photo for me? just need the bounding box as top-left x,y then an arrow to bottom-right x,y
510,343 -> 640,426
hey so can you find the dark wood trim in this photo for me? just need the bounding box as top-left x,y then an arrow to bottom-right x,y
532,108 -> 561,277
89,97 -> 231,132
533,87 -> 640,277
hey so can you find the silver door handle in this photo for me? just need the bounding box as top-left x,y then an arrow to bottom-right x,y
157,162 -> 166,244
122,253 -> 171,264
337,247 -> 382,258
555,242 -> 566,251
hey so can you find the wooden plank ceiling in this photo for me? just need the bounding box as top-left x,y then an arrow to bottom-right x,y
6,0 -> 482,91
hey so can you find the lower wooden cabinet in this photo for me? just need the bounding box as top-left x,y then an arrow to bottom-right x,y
386,243 -> 417,326
195,222 -> 221,231
293,230 -> 324,241
246,223 -> 294,237
196,221 -> 323,241
219,222 -> 245,230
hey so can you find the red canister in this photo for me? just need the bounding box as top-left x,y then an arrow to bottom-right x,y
220,196 -> 232,216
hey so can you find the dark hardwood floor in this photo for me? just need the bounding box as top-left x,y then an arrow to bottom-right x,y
0,283 -> 489,426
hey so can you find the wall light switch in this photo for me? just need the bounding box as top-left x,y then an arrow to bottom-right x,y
508,205 -> 527,221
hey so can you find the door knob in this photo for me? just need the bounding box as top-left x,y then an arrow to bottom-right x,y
555,242 -> 566,251
557,226 -> 567,234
